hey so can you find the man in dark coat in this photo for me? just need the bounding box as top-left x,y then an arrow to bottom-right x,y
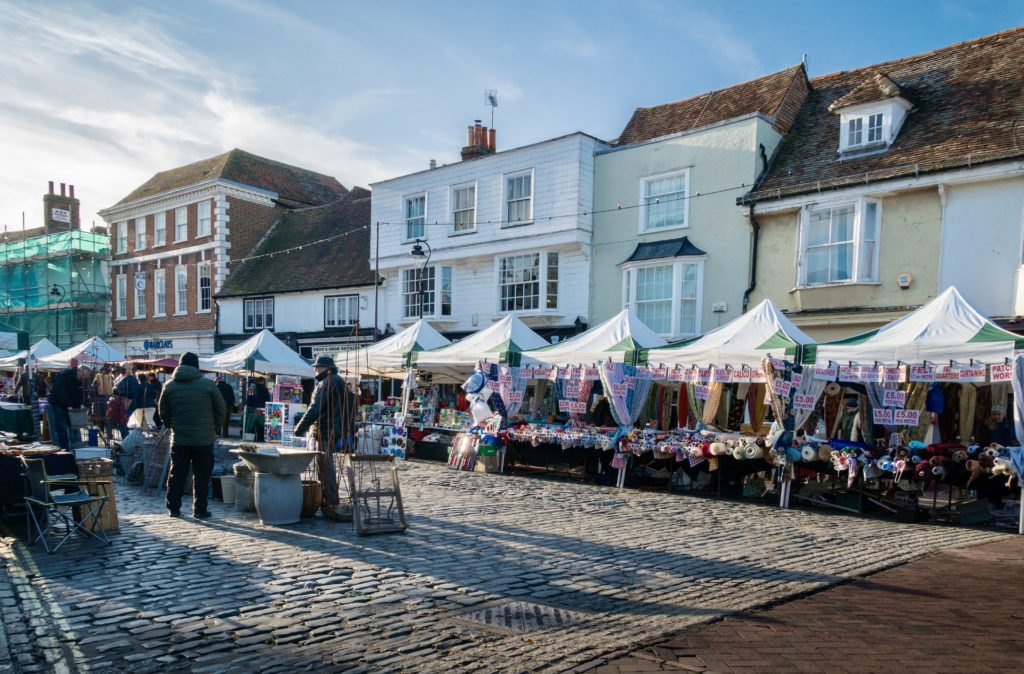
215,376 -> 235,436
294,356 -> 345,520
47,365 -> 90,449
159,352 -> 226,519
245,376 -> 271,441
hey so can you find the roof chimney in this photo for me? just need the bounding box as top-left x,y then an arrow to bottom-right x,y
488,128 -> 496,152
48,181 -> 54,195
44,181 -> 80,233
60,182 -> 66,197
461,119 -> 496,161
429,159 -> 437,170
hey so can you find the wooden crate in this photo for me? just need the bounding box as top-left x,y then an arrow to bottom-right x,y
73,458 -> 119,532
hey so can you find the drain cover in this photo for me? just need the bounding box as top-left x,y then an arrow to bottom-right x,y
455,600 -> 579,633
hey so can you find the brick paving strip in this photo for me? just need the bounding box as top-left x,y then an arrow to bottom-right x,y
599,536 -> 1024,674
0,461 -> 1009,673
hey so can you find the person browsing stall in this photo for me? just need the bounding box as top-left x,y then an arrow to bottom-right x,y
245,376 -> 271,442
159,352 -> 226,519
215,376 -> 236,436
294,356 -> 345,520
47,365 -> 91,449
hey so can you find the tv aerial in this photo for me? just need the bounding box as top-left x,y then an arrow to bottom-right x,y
485,89 -> 498,127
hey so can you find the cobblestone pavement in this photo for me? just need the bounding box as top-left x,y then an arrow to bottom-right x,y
0,461 -> 1007,673
600,536 -> 1024,673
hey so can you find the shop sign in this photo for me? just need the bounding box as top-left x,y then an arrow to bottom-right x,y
694,384 -> 709,400
838,366 -> 860,382
635,367 -> 654,380
686,368 -> 700,383
731,368 -> 751,383
790,371 -> 802,386
768,357 -> 787,368
584,367 -> 600,380
893,409 -> 920,426
873,408 -> 894,424
958,367 -> 986,383
793,393 -> 816,411
882,390 -> 906,408
909,365 -> 935,382
771,378 -> 792,398
935,366 -> 961,382
667,367 -> 685,382
883,366 -> 906,383
697,368 -> 711,382
143,339 -> 173,350
750,369 -> 767,383
711,368 -> 732,383
990,364 -> 1013,382
858,366 -> 882,382
51,207 -> 71,223
813,364 -> 838,381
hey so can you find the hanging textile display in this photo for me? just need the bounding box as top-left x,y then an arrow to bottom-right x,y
476,361 -> 528,418
554,366 -> 594,422
599,361 -> 652,428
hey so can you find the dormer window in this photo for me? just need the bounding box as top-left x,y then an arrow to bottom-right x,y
829,72 -> 913,156
845,111 -> 884,149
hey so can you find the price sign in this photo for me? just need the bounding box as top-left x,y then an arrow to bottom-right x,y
650,366 -> 667,380
793,393 -> 817,411
769,357 -> 787,368
697,368 -> 712,382
772,378 -> 793,398
813,364 -> 838,381
959,367 -> 986,383
732,368 -> 751,383
790,371 -> 803,386
712,368 -> 732,383
694,385 -> 709,400
893,409 -> 920,426
667,367 -> 685,382
750,369 -> 767,383
909,365 -> 935,382
635,367 -> 653,380
990,364 -> 1013,382
612,383 -> 627,397
883,366 -> 906,383
838,366 -> 859,382
882,390 -> 906,408
873,408 -> 894,424
508,391 -> 523,403
935,366 -> 961,382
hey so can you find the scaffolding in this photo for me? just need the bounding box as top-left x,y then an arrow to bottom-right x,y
0,230 -> 110,350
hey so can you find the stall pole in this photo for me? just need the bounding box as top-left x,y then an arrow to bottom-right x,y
400,367 -> 413,419
240,369 -> 253,441
1019,485 -> 1023,535
26,356 -> 40,439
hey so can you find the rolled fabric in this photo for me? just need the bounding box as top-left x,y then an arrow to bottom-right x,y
932,465 -> 946,478
701,443 -> 713,458
984,447 -> 999,458
732,444 -> 746,460
818,445 -> 833,462
825,382 -> 842,397
801,445 -> 817,462
929,455 -> 946,467
744,443 -> 763,460
786,447 -> 802,462
952,450 -> 968,463
915,460 -> 931,479
688,446 -> 703,458
710,442 -> 727,456
992,458 -> 1012,476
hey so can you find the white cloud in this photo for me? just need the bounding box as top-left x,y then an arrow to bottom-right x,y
0,1 -> 407,232
639,1 -> 763,78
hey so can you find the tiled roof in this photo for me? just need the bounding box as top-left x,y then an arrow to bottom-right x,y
114,149 -> 348,207
744,27 -> 1024,204
827,72 -> 906,112
623,236 -> 707,264
217,190 -> 375,297
614,65 -> 807,145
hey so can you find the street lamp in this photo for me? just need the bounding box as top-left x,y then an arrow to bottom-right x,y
408,239 -> 431,320
50,283 -> 67,348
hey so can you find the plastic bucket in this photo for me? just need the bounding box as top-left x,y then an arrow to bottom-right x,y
220,474 -> 236,503
88,428 -> 99,446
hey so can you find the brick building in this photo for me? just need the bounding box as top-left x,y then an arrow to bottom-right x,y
98,149 -> 348,358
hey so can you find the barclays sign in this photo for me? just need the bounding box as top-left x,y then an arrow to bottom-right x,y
143,339 -> 173,350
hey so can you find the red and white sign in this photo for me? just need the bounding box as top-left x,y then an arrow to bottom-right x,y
958,367 -> 986,383
697,368 -> 712,382
893,409 -> 920,426
873,408 -> 894,424
813,364 -> 838,381
732,368 -> 752,383
667,367 -> 685,382
793,393 -> 817,411
694,385 -> 709,401
838,366 -> 860,382
712,368 -> 732,383
883,366 -> 906,383
882,390 -> 907,408
584,367 -> 600,380
635,367 -> 654,380
772,378 -> 793,398
909,365 -> 935,382
769,357 -> 787,368
650,366 -> 667,380
791,371 -> 803,386
858,366 -> 882,383
990,363 -> 1013,382
935,366 -> 961,382
750,369 -> 768,383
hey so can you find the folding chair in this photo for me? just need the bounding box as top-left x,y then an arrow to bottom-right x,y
21,457 -> 112,554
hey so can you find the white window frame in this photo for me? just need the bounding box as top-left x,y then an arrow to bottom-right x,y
401,265 -> 453,320
174,266 -> 188,315
116,222 -> 128,254
639,168 -> 689,233
197,262 -> 212,313
134,217 -> 146,251
403,193 -> 426,242
153,268 -> 166,317
115,274 -> 127,320
621,257 -> 704,339
174,207 -> 188,243
796,196 -> 883,288
244,297 -> 274,331
502,169 -> 534,227
840,110 -> 890,152
450,182 -> 477,234
153,211 -> 166,247
494,251 -> 559,314
197,200 -> 212,237
325,294 -> 359,328
134,271 -> 147,319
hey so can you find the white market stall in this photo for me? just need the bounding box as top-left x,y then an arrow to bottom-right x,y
337,319 -> 450,380
411,314 -> 548,384
522,309 -> 666,367
36,336 -> 125,370
0,338 -> 61,371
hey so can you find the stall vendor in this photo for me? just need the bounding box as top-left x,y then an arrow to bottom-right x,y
977,405 -> 1015,446
245,376 -> 271,442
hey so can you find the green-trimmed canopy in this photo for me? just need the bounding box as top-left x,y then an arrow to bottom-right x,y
0,321 -> 29,352
199,329 -> 311,377
411,314 -> 548,383
803,286 -> 1024,367
522,309 -> 666,367
641,299 -> 814,368
337,319 -> 450,380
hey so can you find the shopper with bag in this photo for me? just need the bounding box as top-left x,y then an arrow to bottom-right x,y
294,356 -> 345,520
159,352 -> 226,519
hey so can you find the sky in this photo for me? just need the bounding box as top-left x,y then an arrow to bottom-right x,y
1,0 -> 1022,232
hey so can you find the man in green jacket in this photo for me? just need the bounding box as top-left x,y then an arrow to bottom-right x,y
159,352 -> 226,519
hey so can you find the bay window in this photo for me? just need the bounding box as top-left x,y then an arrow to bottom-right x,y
798,197 -> 881,287
402,266 -> 452,319
244,297 -> 274,331
496,251 -> 559,313
622,258 -> 703,338
325,294 -> 358,328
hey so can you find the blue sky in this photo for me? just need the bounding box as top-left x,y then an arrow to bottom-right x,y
1,0 -> 1022,230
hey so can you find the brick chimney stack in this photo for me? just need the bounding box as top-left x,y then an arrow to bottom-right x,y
461,119 -> 496,160
43,180 -> 80,233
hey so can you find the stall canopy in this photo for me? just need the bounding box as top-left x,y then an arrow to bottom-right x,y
803,286 -> 1024,368
411,314 -> 548,383
0,338 -> 61,370
642,299 -> 814,369
0,321 -> 29,352
199,329 -> 311,377
36,336 -> 125,370
337,319 -> 450,380
523,309 -> 666,367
